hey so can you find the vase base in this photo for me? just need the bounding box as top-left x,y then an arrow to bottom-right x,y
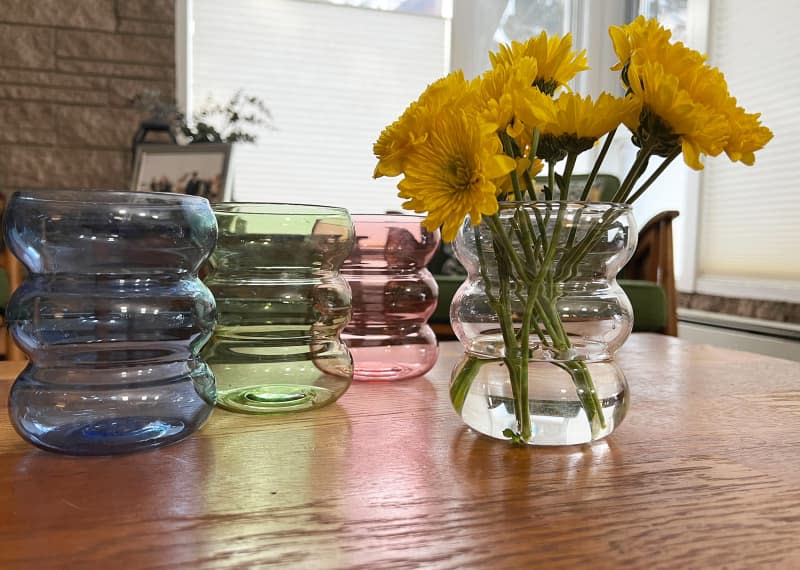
9,366 -> 216,455
15,415 -> 208,455
217,384 -> 338,413
352,358 -> 434,381
346,343 -> 438,382
452,356 -> 629,446
462,391 -> 626,445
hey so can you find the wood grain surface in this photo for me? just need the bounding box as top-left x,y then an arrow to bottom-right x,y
1,335 -> 799,569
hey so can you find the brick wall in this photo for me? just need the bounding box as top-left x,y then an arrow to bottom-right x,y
0,0 -> 175,193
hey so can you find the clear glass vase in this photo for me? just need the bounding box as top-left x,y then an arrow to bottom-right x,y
4,190 -> 218,455
449,202 -> 637,445
341,214 -> 440,381
202,203 -> 354,413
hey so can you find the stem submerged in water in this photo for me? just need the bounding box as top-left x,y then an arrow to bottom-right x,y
450,355 -> 492,414
469,204 -> 610,444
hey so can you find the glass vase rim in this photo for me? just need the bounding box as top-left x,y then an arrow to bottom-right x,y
212,201 -> 350,217
350,213 -> 425,223
497,200 -> 632,211
10,189 -> 210,208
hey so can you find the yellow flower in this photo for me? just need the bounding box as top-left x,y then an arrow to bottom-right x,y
477,56 -> 555,137
372,108 -> 425,178
489,32 -> 588,95
608,18 -> 753,169
626,61 -> 730,169
723,102 -> 773,165
609,16 -> 675,74
538,92 -> 638,157
610,16 -> 772,168
373,71 -> 477,178
396,110 -> 515,242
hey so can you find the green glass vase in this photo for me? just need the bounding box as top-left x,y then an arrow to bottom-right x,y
202,203 -> 355,413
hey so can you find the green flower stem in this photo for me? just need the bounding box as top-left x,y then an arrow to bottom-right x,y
516,298 -> 534,440
554,208 -> 623,282
580,128 -> 618,201
533,296 -> 607,432
559,153 -> 578,200
524,201 -> 608,435
492,203 -> 568,442
519,295 -> 548,346
563,207 -> 584,254
522,170 -> 539,203
450,355 -> 494,413
558,360 -> 605,434
486,216 -> 535,289
527,128 -> 542,193
473,224 -> 498,304
612,145 -> 653,203
500,133 -> 526,203
546,162 -> 555,200
495,248 -> 531,440
472,223 -> 533,437
562,130 -> 620,263
478,198 -> 612,442
528,199 -> 549,255
517,286 -> 607,435
625,147 -> 681,204
508,176 -> 539,269
563,129 -> 618,258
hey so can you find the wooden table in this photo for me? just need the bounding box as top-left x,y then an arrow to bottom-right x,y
1,335 -> 799,569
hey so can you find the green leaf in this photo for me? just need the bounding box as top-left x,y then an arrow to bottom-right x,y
449,355 -> 493,413
502,428 -> 527,445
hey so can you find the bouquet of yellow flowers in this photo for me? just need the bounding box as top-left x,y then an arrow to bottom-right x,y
373,17 -> 772,445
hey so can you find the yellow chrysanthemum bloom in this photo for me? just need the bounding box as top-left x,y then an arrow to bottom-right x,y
609,16 -> 674,72
477,56 -> 555,139
478,57 -> 534,138
373,70 -> 477,178
723,102 -> 773,165
489,31 -> 589,95
674,62 -> 772,165
626,61 -> 730,170
372,106 -> 425,178
615,17 -> 772,168
396,110 -> 515,242
537,92 -> 638,159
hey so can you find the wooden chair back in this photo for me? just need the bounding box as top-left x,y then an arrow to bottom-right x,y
622,210 -> 680,336
1,245 -> 25,360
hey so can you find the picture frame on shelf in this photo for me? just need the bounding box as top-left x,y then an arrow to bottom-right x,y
131,143 -> 233,202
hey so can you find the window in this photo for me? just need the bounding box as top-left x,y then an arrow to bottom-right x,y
185,0 -> 574,214
183,0 -> 796,304
614,0 -> 799,303
605,0 -> 697,292
188,0 -> 450,213
695,0 -> 800,302
451,0 -> 571,81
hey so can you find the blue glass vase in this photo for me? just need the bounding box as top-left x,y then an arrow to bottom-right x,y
3,190 -> 218,455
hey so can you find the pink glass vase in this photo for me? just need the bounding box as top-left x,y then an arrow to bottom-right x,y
342,214 -> 440,381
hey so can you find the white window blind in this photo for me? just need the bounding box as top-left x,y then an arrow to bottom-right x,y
190,0 -> 449,213
697,0 -> 800,301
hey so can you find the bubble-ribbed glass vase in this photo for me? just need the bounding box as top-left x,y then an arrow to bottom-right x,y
202,203 -> 354,413
341,214 -> 439,381
4,190 -> 218,455
449,202 -> 637,445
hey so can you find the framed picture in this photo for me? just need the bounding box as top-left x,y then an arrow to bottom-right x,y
131,143 -> 233,202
